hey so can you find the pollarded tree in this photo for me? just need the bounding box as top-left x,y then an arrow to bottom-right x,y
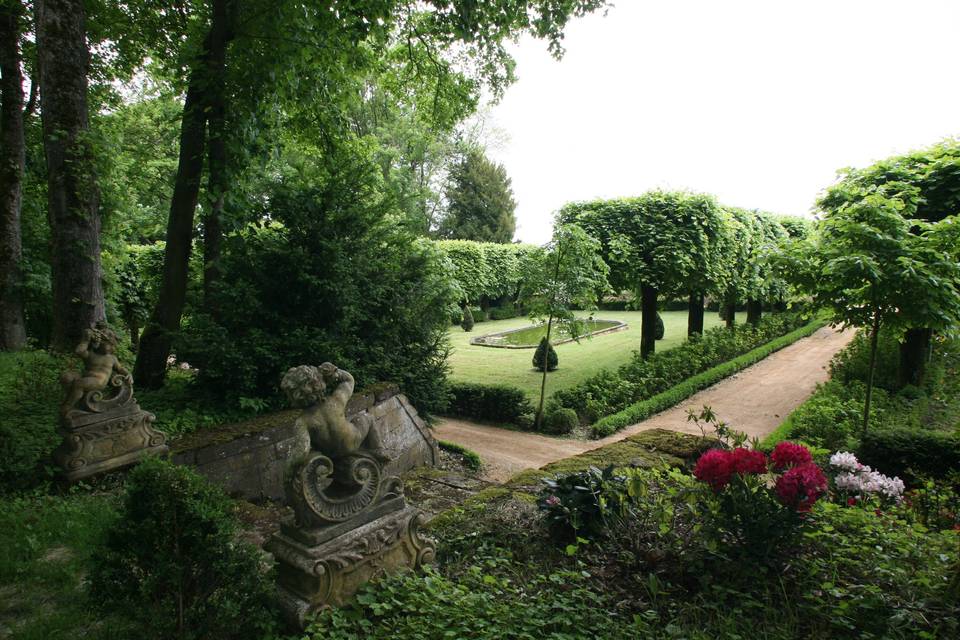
519,224 -> 608,428
560,192 -> 719,358
780,194 -> 960,435
745,211 -> 788,325
439,148 -> 517,243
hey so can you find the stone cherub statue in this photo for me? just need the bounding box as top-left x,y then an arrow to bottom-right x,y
281,362 -> 387,461
60,322 -> 131,417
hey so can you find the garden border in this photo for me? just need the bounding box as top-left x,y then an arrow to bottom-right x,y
590,317 -> 828,438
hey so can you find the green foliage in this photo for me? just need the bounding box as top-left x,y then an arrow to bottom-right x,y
434,239 -> 538,306
488,304 -> 520,320
587,317 -> 824,437
559,191 -> 727,299
0,350 -> 67,493
177,147 -> 458,415
89,458 -> 276,640
532,336 -> 558,372
306,564 -> 640,640
554,313 -> 813,427
543,406 -> 579,435
446,382 -> 533,425
439,149 -> 517,243
461,305 -> 475,332
858,428 -> 960,483
654,311 -> 664,340
438,440 -> 483,472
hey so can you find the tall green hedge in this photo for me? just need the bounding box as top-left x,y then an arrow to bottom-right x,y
434,240 -> 538,304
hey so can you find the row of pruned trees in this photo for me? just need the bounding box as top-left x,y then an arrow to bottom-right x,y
557,192 -> 809,358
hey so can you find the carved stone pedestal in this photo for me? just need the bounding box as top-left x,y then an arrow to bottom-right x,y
55,401 -> 168,482
55,360 -> 169,483
268,503 -> 435,626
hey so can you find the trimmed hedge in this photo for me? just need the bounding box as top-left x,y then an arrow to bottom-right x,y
555,313 -> 812,425
858,428 -> 960,482
589,317 -> 827,438
447,382 -> 533,425
488,305 -> 521,320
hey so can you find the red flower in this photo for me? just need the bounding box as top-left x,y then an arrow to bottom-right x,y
775,462 -> 828,512
694,449 -> 733,491
730,448 -> 768,475
770,442 -> 813,471
847,497 -> 857,506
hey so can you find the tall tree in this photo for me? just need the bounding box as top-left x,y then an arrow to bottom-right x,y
780,195 -> 960,435
440,148 -> 517,242
0,0 -> 28,349
519,224 -> 608,428
36,0 -> 105,350
818,140 -> 960,386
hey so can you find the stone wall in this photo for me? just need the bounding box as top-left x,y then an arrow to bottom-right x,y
171,386 -> 438,502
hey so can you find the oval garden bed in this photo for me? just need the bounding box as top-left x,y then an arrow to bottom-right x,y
470,319 -> 628,349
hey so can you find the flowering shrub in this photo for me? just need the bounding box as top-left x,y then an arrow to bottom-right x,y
692,442 -> 828,558
775,463 -> 828,512
828,450 -> 905,505
770,441 -> 813,471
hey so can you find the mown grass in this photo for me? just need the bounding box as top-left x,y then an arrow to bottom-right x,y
448,310 -> 729,400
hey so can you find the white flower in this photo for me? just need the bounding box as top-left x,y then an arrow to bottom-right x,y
829,451 -> 860,472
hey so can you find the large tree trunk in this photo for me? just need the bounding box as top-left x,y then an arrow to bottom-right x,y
746,298 -> 762,326
36,0 -> 105,351
0,1 -> 28,350
723,289 -> 736,330
687,290 -> 704,337
640,283 -> 658,359
135,0 -> 232,387
133,70 -> 207,387
898,327 -> 932,389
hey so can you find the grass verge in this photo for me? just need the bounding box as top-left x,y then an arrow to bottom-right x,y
590,317 -> 828,438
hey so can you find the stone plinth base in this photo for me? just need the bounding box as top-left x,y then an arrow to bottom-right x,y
267,505 -> 435,627
54,406 -> 168,482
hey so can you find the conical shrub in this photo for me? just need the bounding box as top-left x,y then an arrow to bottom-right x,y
462,305 -> 475,332
533,337 -> 559,371
655,312 -> 665,340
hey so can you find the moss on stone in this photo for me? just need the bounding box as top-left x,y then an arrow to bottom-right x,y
625,428 -> 718,461
170,409 -> 299,454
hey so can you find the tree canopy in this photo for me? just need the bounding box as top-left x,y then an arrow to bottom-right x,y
439,149 -> 517,243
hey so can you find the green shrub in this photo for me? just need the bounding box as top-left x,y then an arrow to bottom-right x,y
176,155 -> 459,415
469,306 -> 486,322
461,305 -> 475,332
0,350 -> 67,493
543,407 -> 578,435
89,458 -> 276,640
786,380 -> 865,451
654,312 -> 664,340
830,328 -> 901,392
858,427 -> 960,482
447,382 -> 533,425
532,337 -> 558,372
488,305 -> 519,320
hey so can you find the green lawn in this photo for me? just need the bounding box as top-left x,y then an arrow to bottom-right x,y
448,310 -> 731,400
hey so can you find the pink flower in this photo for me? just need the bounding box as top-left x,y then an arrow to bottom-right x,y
775,463 -> 828,512
545,495 -> 560,507
730,448 -> 768,475
771,442 -> 813,471
694,449 -> 733,491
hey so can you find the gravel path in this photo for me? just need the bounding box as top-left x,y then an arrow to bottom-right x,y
434,326 -> 853,482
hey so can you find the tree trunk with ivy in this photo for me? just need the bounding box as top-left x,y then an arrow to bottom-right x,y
0,0 -> 27,350
37,0 -> 106,351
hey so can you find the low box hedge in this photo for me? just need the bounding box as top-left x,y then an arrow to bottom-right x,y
589,318 -> 827,438
447,382 -> 532,425
858,427 -> 960,482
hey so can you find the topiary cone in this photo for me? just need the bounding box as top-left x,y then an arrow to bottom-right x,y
533,337 -> 558,371
462,305 -> 475,332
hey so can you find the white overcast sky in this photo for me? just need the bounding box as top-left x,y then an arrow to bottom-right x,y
485,0 -> 960,244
